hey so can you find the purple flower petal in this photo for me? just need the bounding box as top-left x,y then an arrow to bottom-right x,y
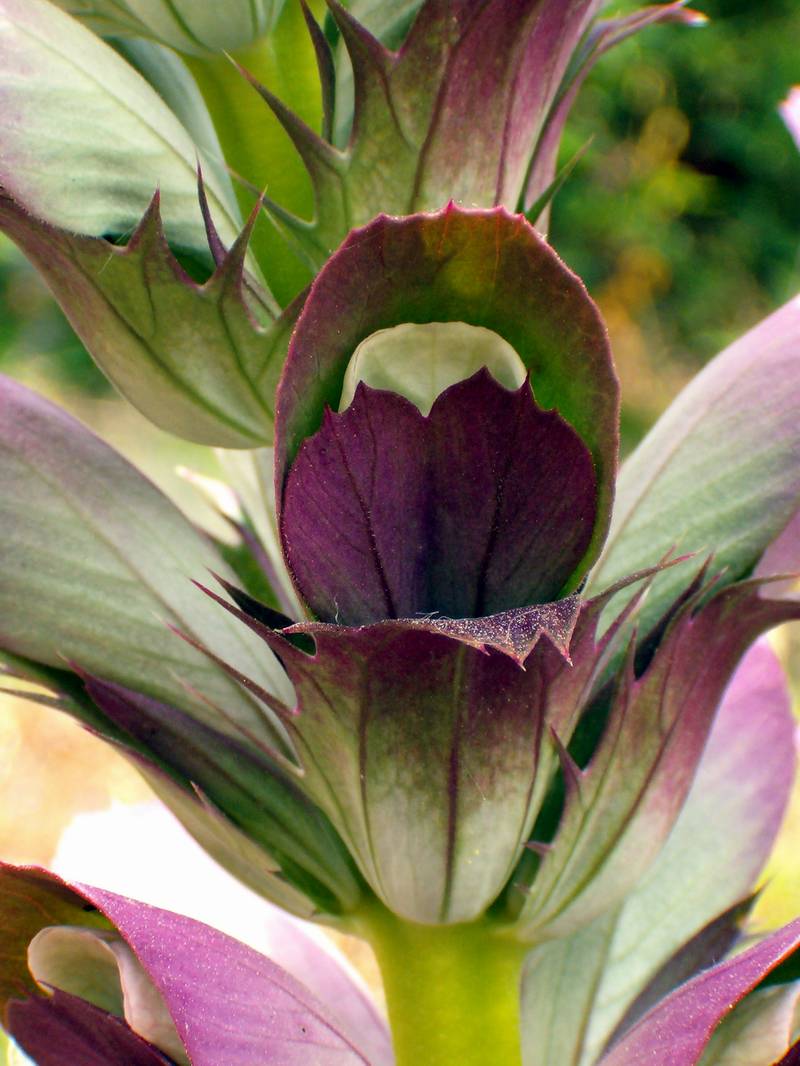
598,918 -> 800,1065
0,865 -> 377,1066
8,990 -> 171,1066
282,372 -> 597,624
275,206 -> 618,587
780,87 -> 800,151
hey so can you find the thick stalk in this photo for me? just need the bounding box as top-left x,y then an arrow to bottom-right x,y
362,907 -> 528,1066
184,2 -> 325,304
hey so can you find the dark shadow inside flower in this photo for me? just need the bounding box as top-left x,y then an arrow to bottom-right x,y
280,369 -> 598,627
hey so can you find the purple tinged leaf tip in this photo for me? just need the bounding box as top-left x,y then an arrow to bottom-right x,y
781,87 -> 800,150
599,918 -> 800,1065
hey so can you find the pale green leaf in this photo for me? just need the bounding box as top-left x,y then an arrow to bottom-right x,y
53,0 -> 285,55
590,296 -> 800,632
698,983 -> 800,1065
0,377 -> 294,752
114,38 -> 236,212
0,0 -> 241,249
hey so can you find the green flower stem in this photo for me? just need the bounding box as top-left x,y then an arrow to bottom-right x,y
362,908 -> 528,1066
184,2 -> 325,304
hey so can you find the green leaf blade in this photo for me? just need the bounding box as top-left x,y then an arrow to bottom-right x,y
0,376 -> 292,750
591,295 -> 800,629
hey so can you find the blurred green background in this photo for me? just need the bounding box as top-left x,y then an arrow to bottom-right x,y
0,0 -> 799,937
554,0 -> 800,446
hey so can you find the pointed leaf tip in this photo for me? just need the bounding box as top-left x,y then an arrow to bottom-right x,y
0,191 -> 284,447
599,919 -> 800,1065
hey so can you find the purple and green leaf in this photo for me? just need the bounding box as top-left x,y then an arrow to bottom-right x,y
525,3 -> 705,227
0,0 -> 314,446
0,191 -> 293,447
257,0 -> 699,260
0,867 -> 380,1066
511,579 -> 800,940
0,376 -> 292,741
598,919 -> 800,1065
78,672 -> 364,918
